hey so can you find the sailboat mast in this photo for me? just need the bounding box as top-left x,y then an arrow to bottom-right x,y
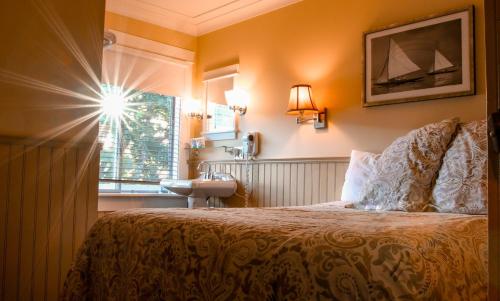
376,40 -> 391,83
374,38 -> 423,86
430,41 -> 437,73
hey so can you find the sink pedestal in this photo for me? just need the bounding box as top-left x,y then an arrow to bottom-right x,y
188,197 -> 208,209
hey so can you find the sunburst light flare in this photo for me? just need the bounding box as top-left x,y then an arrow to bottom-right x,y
0,0 -> 167,166
100,86 -> 128,119
98,85 -> 146,135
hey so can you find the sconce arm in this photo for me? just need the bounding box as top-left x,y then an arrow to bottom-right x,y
229,105 -> 247,115
295,109 -> 327,129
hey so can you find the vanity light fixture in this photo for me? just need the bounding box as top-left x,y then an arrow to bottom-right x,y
287,84 -> 327,129
185,99 -> 210,120
187,112 -> 204,120
225,88 -> 249,115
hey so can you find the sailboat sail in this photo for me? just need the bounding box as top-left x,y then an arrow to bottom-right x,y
376,39 -> 420,84
377,60 -> 389,83
429,50 -> 454,73
387,39 -> 420,79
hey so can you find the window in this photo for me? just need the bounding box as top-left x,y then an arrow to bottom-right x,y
99,84 -> 181,193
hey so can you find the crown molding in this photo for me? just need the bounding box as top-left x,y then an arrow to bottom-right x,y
105,0 -> 302,36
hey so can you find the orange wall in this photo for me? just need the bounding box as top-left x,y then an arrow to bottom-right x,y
0,0 -> 105,143
195,0 -> 486,160
105,11 -> 197,51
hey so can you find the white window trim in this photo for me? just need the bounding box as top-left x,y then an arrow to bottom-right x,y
106,29 -> 195,63
102,30 -> 194,183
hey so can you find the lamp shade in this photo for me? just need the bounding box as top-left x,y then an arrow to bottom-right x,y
225,88 -> 250,108
287,84 -> 318,115
184,98 -> 203,115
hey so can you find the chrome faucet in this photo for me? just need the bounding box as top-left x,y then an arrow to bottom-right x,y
197,161 -> 213,179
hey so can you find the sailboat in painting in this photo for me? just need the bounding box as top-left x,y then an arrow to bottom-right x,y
427,49 -> 457,75
375,39 -> 423,86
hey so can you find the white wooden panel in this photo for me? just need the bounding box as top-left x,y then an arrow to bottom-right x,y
74,148 -> 90,254
47,148 -> 64,301
32,147 -> 52,301
4,145 -> 24,301
257,164 -> 264,207
311,163 -> 320,204
304,163 -> 312,205
327,163 -> 336,202
204,158 -> 350,208
297,164 -> 305,206
87,148 -> 100,230
0,139 -> 100,301
270,164 -> 277,207
18,147 -> 38,300
0,145 -> 9,299
319,163 -> 328,203
264,164 -> 271,207
283,164 -> 291,207
290,164 -> 298,206
60,148 -> 77,292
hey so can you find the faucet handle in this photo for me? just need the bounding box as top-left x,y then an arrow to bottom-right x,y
197,161 -> 213,179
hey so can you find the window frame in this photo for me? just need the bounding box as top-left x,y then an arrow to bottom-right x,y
98,92 -> 181,194
100,31 -> 194,194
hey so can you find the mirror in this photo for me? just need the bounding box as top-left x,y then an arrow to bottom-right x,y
202,64 -> 239,140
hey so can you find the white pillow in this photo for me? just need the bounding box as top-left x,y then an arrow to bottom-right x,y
341,150 -> 379,203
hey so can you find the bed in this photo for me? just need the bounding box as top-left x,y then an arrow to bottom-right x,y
62,203 -> 487,301
63,118 -> 488,300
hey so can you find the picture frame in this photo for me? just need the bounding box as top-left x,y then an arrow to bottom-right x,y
363,7 -> 475,107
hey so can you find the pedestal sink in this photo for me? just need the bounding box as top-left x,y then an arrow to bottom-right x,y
160,172 -> 237,208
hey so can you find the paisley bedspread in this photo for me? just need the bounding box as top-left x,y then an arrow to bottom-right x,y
62,204 -> 487,300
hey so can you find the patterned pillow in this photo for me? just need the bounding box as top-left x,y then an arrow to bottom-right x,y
430,120 -> 487,214
354,118 -> 459,212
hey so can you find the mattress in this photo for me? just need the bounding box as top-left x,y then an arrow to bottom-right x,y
62,203 -> 487,300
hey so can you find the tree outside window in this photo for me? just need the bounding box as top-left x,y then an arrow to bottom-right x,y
99,85 -> 180,193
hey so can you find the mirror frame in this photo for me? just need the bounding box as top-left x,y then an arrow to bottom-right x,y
201,64 -> 239,141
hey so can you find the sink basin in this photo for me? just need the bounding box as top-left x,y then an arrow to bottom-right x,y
161,179 -> 194,196
160,173 -> 237,208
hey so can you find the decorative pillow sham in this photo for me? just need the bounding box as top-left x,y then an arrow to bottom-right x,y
341,150 -> 379,204
354,118 -> 459,212
430,120 -> 487,214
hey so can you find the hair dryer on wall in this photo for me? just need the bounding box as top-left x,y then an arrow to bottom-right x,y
241,132 -> 259,159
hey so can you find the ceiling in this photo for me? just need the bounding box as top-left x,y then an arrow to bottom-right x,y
106,0 -> 302,36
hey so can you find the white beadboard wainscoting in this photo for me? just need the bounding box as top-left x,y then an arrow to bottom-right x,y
200,157 -> 350,208
0,137 -> 100,301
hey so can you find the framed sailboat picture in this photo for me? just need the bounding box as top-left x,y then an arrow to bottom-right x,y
363,7 -> 474,107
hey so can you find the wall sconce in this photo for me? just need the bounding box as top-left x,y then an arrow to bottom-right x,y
225,88 -> 249,115
187,112 -> 204,120
287,84 -> 327,129
184,99 -> 208,120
